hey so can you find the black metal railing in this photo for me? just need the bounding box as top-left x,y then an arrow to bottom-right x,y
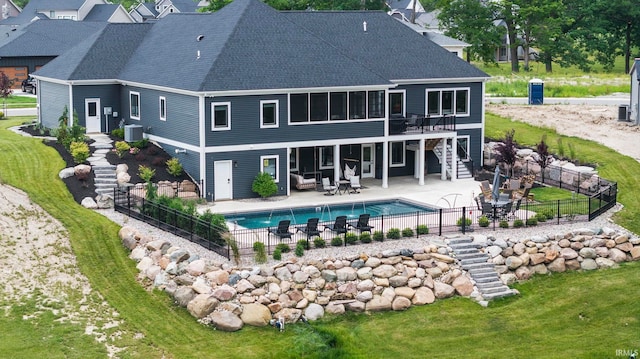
389,114 -> 456,135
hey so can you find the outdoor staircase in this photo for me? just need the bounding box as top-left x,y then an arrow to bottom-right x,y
448,236 -> 515,301
88,134 -> 118,197
432,142 -> 473,179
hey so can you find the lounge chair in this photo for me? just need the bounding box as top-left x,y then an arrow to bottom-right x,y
347,213 -> 373,233
322,177 -> 338,195
324,215 -> 347,235
296,217 -> 320,239
479,180 -> 492,201
290,173 -> 316,191
349,175 -> 361,193
268,220 -> 293,240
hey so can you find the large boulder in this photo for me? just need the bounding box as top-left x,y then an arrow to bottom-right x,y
412,287 -> 435,305
366,295 -> 392,312
240,303 -> 271,327
433,281 -> 455,299
304,303 -> 325,321
210,311 -> 243,332
187,294 -> 219,319
452,276 -> 474,296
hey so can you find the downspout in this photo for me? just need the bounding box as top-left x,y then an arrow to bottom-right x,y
481,81 -> 486,168
68,82 -> 73,127
199,94 -> 206,199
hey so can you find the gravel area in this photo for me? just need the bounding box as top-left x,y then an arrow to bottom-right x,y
96,203 -> 630,267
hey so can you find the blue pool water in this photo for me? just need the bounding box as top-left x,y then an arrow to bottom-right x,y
224,199 -> 435,229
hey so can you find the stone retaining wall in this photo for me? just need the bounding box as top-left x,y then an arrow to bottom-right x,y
119,225 -> 640,332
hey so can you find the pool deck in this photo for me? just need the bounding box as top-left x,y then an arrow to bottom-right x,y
198,174 -> 481,216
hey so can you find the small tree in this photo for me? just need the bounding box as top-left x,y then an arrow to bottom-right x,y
494,129 -> 518,177
536,136 -> 552,183
0,71 -> 12,116
252,172 -> 277,198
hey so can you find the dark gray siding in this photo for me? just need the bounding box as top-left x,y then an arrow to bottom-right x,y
121,87 -> 200,146
204,95 -> 384,147
206,148 -> 288,200
72,84 -> 120,132
39,81 -> 69,129
152,142 -> 202,190
456,128 -> 483,169
0,56 -> 55,75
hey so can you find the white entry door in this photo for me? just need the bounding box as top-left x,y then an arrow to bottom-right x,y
214,160 -> 233,201
361,144 -> 375,178
85,98 -> 101,133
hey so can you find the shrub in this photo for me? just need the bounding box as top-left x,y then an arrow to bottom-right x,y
313,237 -> 326,248
131,138 -> 149,149
499,220 -> 509,228
273,248 -> 282,261
225,234 -> 240,265
345,232 -> 358,245
457,217 -> 472,227
297,239 -> 310,250
252,172 -> 278,198
0,110 -> 4,119
401,227 -> 414,237
359,232 -> 372,243
526,217 -> 538,226
69,141 -> 90,164
253,242 -> 267,264
478,215 -> 490,227
115,141 -> 130,158
275,242 -> 290,253
386,228 -> 401,239
295,243 -> 305,257
513,219 -> 524,228
138,165 -> 156,182
416,224 -> 429,235
541,208 -> 555,220
373,230 -> 384,242
166,157 -> 183,177
331,236 -> 343,247
111,128 -> 124,139
535,212 -> 547,222
195,210 -> 228,246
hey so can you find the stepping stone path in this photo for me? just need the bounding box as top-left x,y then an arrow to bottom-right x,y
448,236 -> 515,301
88,134 -> 118,197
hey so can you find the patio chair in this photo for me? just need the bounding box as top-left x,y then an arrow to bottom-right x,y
343,163 -> 356,180
322,177 -> 338,196
296,217 -> 320,239
499,201 -> 513,219
268,220 -> 294,240
509,198 -> 523,219
349,175 -> 361,193
347,213 -> 373,233
478,196 -> 495,219
324,215 -> 347,235
479,180 -> 492,201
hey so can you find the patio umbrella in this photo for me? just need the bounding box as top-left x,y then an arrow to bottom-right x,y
491,167 -> 501,202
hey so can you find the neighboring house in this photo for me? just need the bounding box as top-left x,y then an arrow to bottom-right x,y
129,2 -> 158,22
0,0 -> 132,25
130,0 -> 205,21
395,19 -> 469,59
0,0 -> 21,19
33,0 -> 489,201
630,59 -> 640,124
0,20 -> 107,85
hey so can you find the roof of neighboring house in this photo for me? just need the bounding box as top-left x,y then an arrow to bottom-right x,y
283,11 -> 485,81
169,0 -> 201,13
35,23 -> 153,80
0,0 -> 88,24
386,0 -> 425,13
0,19 -> 107,56
83,4 -> 120,21
135,2 -> 158,17
36,0 -> 487,91
424,31 -> 469,47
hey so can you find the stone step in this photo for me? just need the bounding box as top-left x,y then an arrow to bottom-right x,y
459,256 -> 489,265
462,262 -> 495,271
449,243 -> 478,250
476,281 -> 504,289
470,269 -> 499,278
478,285 -> 511,295
453,247 -> 478,254
456,252 -> 488,259
474,275 -> 500,284
93,164 -> 116,170
95,178 -> 117,185
448,237 -> 473,245
95,172 -> 116,178
482,289 -> 515,300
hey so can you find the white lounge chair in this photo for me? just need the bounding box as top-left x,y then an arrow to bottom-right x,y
322,177 -> 338,195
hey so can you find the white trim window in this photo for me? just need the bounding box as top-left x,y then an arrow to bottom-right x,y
159,96 -> 166,121
389,90 -> 405,117
261,155 -> 279,182
318,146 -> 334,169
260,100 -> 279,128
211,102 -> 231,131
457,135 -> 470,160
289,148 -> 299,172
130,91 -> 140,120
390,141 -> 405,167
426,88 -> 469,117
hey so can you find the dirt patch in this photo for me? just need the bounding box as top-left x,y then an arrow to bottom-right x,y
487,103 -> 640,162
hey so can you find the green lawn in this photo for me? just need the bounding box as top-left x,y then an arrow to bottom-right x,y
1,94 -> 37,108
0,115 -> 639,358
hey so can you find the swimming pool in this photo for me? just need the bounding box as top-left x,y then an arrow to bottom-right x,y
224,199 -> 436,229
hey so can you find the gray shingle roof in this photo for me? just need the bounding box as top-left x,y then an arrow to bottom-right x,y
0,20 -> 107,57
168,0 -> 201,13
283,11 -> 487,81
83,4 -> 120,22
35,23 -> 153,80
119,0 -> 391,92
0,0 -> 93,24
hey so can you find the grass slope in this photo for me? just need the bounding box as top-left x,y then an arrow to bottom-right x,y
0,115 -> 639,358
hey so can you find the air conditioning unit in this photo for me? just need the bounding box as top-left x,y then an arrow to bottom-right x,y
124,124 -> 143,142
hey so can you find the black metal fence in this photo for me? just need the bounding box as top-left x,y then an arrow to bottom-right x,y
113,177 -> 617,258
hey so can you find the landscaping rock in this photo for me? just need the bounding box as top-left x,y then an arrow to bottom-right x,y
187,294 -> 219,319
210,311 -> 243,332
240,303 -> 271,327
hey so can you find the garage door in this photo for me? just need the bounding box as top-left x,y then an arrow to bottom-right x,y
0,66 -> 28,87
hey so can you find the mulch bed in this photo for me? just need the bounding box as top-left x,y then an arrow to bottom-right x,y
20,123 -> 192,204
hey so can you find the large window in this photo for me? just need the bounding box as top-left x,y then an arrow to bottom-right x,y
289,148 -> 299,172
426,88 -> 469,116
310,93 -> 328,121
159,96 -> 166,121
319,146 -> 334,169
260,100 -> 278,128
367,90 -> 384,118
211,102 -> 231,130
349,91 -> 366,119
130,91 -> 140,120
390,141 -> 405,167
457,136 -> 470,160
261,155 -> 279,182
389,91 -> 404,117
